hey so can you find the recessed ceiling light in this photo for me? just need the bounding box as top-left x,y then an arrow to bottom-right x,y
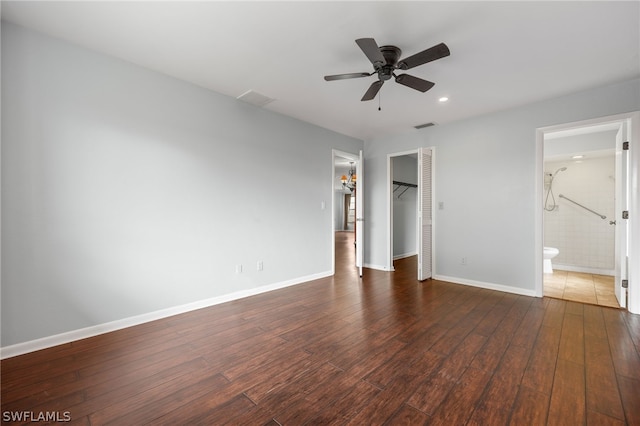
572,155 -> 584,159
438,97 -> 449,103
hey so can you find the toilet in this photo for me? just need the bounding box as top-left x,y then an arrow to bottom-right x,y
543,247 -> 559,273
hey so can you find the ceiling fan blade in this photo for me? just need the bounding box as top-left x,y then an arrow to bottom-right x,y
324,72 -> 371,81
361,80 -> 383,101
355,38 -> 385,66
395,74 -> 435,92
398,42 -> 450,70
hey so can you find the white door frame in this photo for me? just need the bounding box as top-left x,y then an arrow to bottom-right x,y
387,148 -> 436,278
614,121 -> 629,308
332,149 -> 360,275
356,150 -> 364,276
535,111 -> 640,314
387,150 -> 418,272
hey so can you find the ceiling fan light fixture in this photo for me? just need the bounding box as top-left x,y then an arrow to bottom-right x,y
439,96 -> 449,102
341,162 -> 357,191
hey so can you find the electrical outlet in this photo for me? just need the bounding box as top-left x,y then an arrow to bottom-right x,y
461,257 -> 467,266
257,261 -> 263,271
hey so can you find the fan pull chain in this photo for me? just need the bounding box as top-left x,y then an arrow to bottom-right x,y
378,91 -> 381,111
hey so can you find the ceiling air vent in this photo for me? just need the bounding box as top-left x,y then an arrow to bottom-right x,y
236,90 -> 275,107
414,122 -> 436,129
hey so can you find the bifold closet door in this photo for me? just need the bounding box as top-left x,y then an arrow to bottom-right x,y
418,148 -> 433,281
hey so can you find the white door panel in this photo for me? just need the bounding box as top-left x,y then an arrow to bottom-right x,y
418,148 -> 433,281
356,150 -> 364,277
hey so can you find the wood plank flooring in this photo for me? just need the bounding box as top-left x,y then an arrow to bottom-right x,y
2,231 -> 639,425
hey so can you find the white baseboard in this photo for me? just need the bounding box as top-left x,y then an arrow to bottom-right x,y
393,252 -> 417,260
365,263 -> 394,271
1,270 -> 333,360
553,264 -> 615,276
433,275 -> 537,297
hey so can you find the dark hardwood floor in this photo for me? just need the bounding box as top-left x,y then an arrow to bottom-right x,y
2,231 -> 639,425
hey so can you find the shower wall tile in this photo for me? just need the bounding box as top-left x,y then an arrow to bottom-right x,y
544,156 -> 615,272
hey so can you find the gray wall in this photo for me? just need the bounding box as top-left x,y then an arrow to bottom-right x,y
364,78 -> 640,292
1,23 -> 363,346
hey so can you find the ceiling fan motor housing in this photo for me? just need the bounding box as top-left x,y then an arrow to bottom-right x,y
377,46 -> 402,81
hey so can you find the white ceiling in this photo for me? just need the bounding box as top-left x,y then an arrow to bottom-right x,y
2,1 -> 639,141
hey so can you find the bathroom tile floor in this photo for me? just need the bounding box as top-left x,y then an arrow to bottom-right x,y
543,269 -> 619,308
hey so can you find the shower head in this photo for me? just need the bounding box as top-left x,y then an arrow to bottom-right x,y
553,167 -> 567,176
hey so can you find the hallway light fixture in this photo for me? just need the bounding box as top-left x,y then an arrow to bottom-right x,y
341,162 -> 357,192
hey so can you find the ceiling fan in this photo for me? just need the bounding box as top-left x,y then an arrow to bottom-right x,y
324,38 -> 450,101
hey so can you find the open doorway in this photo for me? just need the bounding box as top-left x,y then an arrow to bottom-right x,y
536,112 -> 639,313
332,150 -> 361,276
387,148 -> 434,280
391,154 -> 418,269
542,126 -> 618,307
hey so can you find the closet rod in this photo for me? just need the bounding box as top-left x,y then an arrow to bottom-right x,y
393,180 -> 417,188
393,180 -> 417,199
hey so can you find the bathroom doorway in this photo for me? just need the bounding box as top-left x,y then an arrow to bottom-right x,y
543,127 -> 617,307
536,112 -> 639,312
